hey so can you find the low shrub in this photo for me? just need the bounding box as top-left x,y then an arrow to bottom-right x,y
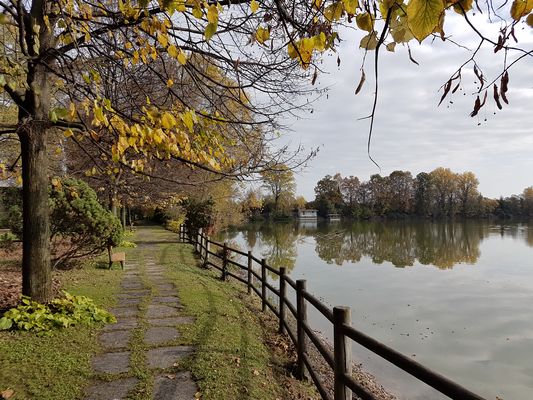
0,292 -> 115,333
166,217 -> 185,233
50,178 -> 123,268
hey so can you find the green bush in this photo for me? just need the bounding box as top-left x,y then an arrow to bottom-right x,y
50,178 -> 123,268
6,205 -> 22,238
0,292 -> 116,333
182,198 -> 214,235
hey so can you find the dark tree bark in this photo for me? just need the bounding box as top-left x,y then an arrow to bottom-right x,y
19,125 -> 52,303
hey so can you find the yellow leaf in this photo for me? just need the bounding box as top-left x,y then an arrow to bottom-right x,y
205,23 -> 217,41
255,26 -> 270,44
527,12 -> 533,26
313,32 -> 327,51
359,31 -> 378,50
64,128 -> 74,138
177,50 -> 187,65
452,0 -> 474,13
324,1 -> 344,21
207,4 -> 218,24
192,7 -> 203,18
162,112 -> 176,129
510,0 -> 533,20
356,13 -> 373,32
313,0 -> 322,9
342,0 -> 358,14
386,42 -> 396,51
157,32 -> 168,47
181,111 -> 195,132
168,44 -> 179,58
167,79 -> 174,87
250,0 -> 259,13
406,0 -> 444,42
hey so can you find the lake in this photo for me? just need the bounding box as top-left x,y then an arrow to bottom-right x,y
218,220 -> 533,400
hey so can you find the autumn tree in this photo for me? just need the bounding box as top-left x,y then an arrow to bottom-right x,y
261,166 -> 296,215
456,172 -> 480,216
523,187 -> 533,217
314,173 -> 343,216
0,0 -> 317,301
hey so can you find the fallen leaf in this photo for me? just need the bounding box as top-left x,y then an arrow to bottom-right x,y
252,369 -> 260,376
1,389 -> 15,399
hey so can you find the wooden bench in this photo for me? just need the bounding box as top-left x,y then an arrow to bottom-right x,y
108,246 -> 126,269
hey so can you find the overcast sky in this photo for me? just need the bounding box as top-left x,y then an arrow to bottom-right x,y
282,11 -> 533,201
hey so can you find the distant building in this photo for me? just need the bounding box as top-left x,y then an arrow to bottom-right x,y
327,213 -> 341,221
296,209 -> 318,219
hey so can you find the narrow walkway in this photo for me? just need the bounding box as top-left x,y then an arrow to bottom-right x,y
84,251 -> 198,399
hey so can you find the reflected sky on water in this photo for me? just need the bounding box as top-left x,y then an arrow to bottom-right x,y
219,220 -> 533,400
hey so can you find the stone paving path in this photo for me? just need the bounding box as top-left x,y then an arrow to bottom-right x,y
84,254 -> 197,400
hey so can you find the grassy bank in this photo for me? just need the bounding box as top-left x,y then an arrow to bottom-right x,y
0,259 -> 124,400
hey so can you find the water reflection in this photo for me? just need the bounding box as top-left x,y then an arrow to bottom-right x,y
227,220 -> 533,270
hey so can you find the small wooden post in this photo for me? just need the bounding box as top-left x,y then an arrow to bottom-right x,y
247,251 -> 253,294
196,229 -> 201,253
201,232 -> 206,260
279,267 -> 287,334
333,307 -> 352,400
179,225 -> 183,242
261,258 -> 267,312
296,279 -> 308,380
204,236 -> 210,267
221,242 -> 228,281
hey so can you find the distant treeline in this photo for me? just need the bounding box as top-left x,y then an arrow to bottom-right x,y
308,168 -> 533,219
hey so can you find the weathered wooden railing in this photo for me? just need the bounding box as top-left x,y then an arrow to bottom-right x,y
179,225 -> 486,400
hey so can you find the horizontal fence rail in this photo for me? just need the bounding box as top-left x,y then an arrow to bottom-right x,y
178,225 -> 486,400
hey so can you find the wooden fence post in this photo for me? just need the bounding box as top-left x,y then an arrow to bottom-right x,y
204,236 -> 210,267
333,307 -> 352,400
296,279 -> 308,380
197,229 -> 201,253
221,242 -> 228,281
247,251 -> 253,295
261,258 -> 267,312
279,267 -> 286,334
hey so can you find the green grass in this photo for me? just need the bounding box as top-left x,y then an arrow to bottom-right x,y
0,260 -> 123,400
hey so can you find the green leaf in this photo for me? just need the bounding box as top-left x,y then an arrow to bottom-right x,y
406,0 -> 444,42
0,317 -> 13,330
204,23 -> 217,41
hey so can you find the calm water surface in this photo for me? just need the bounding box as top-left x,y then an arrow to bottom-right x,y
219,220 -> 533,400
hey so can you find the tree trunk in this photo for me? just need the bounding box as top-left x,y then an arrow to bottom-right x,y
121,205 -> 126,228
20,126 -> 52,303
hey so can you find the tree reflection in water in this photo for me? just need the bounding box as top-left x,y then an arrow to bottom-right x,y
224,220 -> 533,271
314,221 -> 488,269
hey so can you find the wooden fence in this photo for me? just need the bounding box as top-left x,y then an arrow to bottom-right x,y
179,226 -> 486,400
